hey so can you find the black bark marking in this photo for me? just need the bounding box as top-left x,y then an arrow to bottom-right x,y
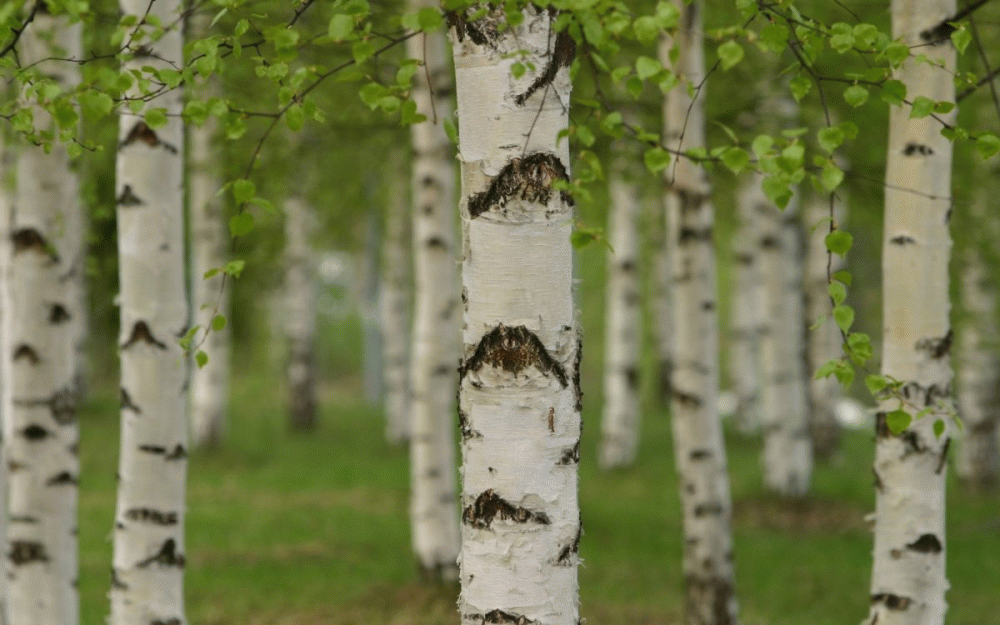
136,538 -> 184,568
463,489 -> 550,529
889,234 -> 916,245
122,321 -> 168,350
49,303 -> 71,324
690,449 -> 712,460
13,344 -> 41,365
165,445 -> 187,460
120,121 -> 178,154
916,330 -> 952,359
151,619 -> 181,625
514,28 -> 576,105
624,365 -> 639,391
10,516 -> 39,524
676,188 -> 709,213
734,252 -> 753,265
674,390 -> 703,408
467,153 -> 572,219
919,20 -> 955,43
22,424 -> 50,440
693,502 -> 724,517
121,388 -> 141,414
139,444 -> 167,454
547,407 -> 555,432
461,324 -> 567,387
679,227 -> 712,242
467,609 -> 537,625
573,338 -> 583,412
46,471 -> 77,485
619,259 -> 636,273
426,236 -> 448,250
458,407 -> 481,440
684,574 -> 736,625
873,468 -> 884,492
116,184 -> 144,207
558,439 -> 580,465
760,234 -> 780,249
556,524 -> 582,566
905,533 -> 942,554
12,228 -> 59,261
9,541 -> 49,565
14,387 -> 77,424
125,508 -> 178,525
936,438 -> 951,474
111,568 -> 128,590
871,593 -> 912,611
903,143 -> 934,156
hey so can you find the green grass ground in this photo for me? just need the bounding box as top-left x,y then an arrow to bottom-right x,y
76,368 -> 1000,625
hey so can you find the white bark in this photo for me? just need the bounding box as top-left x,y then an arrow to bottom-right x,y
0,134 -> 12,625
729,179 -> 765,433
112,0 -> 188,622
406,9 -> 461,579
284,197 -> 317,431
756,179 -> 812,496
599,162 -> 642,469
187,23 -> 229,448
804,196 -> 845,457
660,3 -> 739,622
380,149 -> 412,444
3,15 -> 81,625
867,1 -> 955,623
451,7 -> 580,624
651,199 -> 674,407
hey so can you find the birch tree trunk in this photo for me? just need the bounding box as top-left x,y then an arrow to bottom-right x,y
651,200 -> 674,408
600,159 -> 642,469
804,196 -> 844,458
866,1 -> 956,623
284,196 -> 318,431
188,14 -> 230,448
380,149 -> 413,445
0,135 -> 12,625
660,2 -> 739,621
407,8 -> 461,579
3,15 -> 82,625
450,7 -> 581,623
112,0 -> 188,622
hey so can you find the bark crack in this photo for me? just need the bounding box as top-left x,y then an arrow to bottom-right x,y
466,609 -> 537,625
467,153 -> 572,219
461,324 -> 568,387
462,489 -> 550,529
514,28 -> 575,106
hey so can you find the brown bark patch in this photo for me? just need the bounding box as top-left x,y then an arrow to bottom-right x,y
905,533 -> 942,553
136,538 -> 185,568
116,184 -> 144,206
120,120 -> 178,153
12,228 -> 59,261
461,324 -> 568,387
13,344 -> 41,364
462,489 -> 550,529
46,471 -> 77,485
467,153 -> 572,219
122,321 -> 168,350
9,540 -> 49,565
871,593 -> 912,611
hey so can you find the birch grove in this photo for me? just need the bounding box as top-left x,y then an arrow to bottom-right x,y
599,159 -> 642,469
450,6 -> 581,623
112,0 -> 188,622
867,0 -> 956,623
660,2 -> 738,621
3,13 -> 82,625
284,196 -> 318,431
406,3 -> 461,578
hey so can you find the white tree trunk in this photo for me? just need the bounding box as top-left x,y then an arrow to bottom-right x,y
284,196 -> 318,431
450,7 -> 581,623
867,1 -> 955,623
756,180 -> 812,496
188,21 -> 230,448
112,0 -> 188,622
729,179 -> 765,433
660,3 -> 739,622
651,201 -> 674,408
406,8 -> 461,579
600,163 -> 642,469
804,196 -> 844,458
380,149 -> 412,444
0,135 -> 12,625
3,15 -> 82,625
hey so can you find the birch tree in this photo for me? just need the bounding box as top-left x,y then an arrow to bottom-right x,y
380,149 -> 412,445
867,1 -> 956,622
284,196 -> 318,431
3,12 -> 82,625
729,178 -> 765,433
651,194 -> 674,409
406,3 -> 461,578
112,0 -> 189,621
660,1 -> 739,621
450,6 -> 581,623
600,156 -> 642,469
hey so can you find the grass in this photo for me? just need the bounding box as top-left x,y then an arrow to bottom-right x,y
75,361 -> 1000,625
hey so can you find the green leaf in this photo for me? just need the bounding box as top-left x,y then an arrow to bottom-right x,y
884,41 -> 910,66
975,132 -> 1000,159
233,180 -> 255,204
865,374 -> 887,395
229,212 -> 254,237
571,228 -> 604,249
717,40 -> 744,71
644,147 -> 671,173
79,90 -> 114,117
178,325 -> 200,350
820,162 -> 844,192
933,418 -> 946,438
632,16 -> 660,44
195,350 -> 209,368
829,281 -> 847,305
815,359 -> 839,380
511,62 -> 526,79
286,104 -> 305,131
224,260 -> 246,278
721,147 -> 749,174
757,23 -> 787,52
328,14 -> 354,41
211,314 -> 227,332
144,108 -> 168,129
635,56 -> 661,80
833,270 -> 852,286
203,268 -> 220,280
825,230 -> 853,255
909,96 -> 934,118
834,361 -> 854,387
881,79 -> 907,105
844,85 -> 868,107
790,75 -> 811,102
833,304 -> 854,333
885,409 -> 912,435
951,27 -> 971,55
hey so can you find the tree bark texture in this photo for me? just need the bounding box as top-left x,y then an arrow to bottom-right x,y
804,196 -> 844,458
867,1 -> 955,623
3,15 -> 82,625
599,162 -> 642,469
754,178 -> 812,496
380,149 -> 413,444
660,3 -> 739,622
284,197 -> 318,431
406,6 -> 461,579
0,135 -> 12,625
187,15 -> 230,448
112,0 -> 188,622
450,6 -> 581,623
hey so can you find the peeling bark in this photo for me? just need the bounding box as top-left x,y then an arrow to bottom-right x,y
112,0 -> 189,622
451,6 -> 580,624
867,1 -> 955,623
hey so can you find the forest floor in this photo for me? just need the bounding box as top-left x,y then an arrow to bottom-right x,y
76,370 -> 1000,625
